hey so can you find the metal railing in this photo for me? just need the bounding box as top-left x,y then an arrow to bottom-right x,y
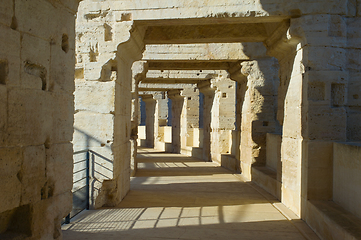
63,149 -> 113,224
64,150 -> 90,224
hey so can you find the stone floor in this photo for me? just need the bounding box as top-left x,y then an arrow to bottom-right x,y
62,148 -> 320,240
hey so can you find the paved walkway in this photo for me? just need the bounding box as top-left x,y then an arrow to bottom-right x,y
62,148 -> 319,240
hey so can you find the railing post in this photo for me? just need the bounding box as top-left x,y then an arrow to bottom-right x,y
86,150 -> 90,210
65,214 -> 70,224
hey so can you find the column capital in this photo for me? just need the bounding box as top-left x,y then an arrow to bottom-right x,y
132,61 -> 148,83
140,94 -> 156,102
227,62 -> 247,83
167,89 -> 184,100
197,80 -> 217,95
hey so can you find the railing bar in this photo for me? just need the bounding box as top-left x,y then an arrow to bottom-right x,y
88,150 -> 113,164
72,182 -> 90,192
73,177 -> 87,184
94,163 -> 113,172
73,150 -> 89,154
73,168 -> 89,174
86,151 -> 90,210
72,185 -> 87,193
73,159 -> 88,164
94,170 -> 111,179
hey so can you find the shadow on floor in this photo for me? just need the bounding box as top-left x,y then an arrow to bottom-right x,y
63,217 -> 306,240
62,148 -> 317,240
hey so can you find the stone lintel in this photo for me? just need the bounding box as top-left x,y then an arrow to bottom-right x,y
141,78 -> 207,84
147,61 -> 235,70
143,22 -> 281,44
138,83 -> 193,90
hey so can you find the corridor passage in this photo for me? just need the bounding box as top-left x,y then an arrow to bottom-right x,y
62,148 -> 319,240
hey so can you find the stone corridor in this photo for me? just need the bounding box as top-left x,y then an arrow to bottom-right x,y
62,148 -> 319,240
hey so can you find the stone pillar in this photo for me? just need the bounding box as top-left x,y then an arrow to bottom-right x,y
237,58 -> 280,180
168,90 -> 185,153
74,11 -> 145,208
181,85 -> 200,148
266,16 -> 347,217
141,94 -> 158,148
130,61 -> 148,176
210,75 -> 236,164
198,81 -> 217,161
228,64 -> 249,173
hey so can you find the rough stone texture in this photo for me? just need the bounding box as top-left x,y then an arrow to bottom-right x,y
2,0 -> 361,239
141,94 -> 158,148
168,90 -> 185,153
198,80 -> 217,162
333,142 -> 361,219
0,1 -> 77,239
236,58 -> 280,179
74,2 -> 145,210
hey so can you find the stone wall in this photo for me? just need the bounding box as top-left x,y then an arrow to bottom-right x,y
0,0 -> 78,239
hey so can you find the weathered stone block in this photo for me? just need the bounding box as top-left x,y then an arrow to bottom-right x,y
308,81 -> 325,101
15,0 -> 54,40
0,85 -> 7,146
0,0 -> 13,27
49,5 -> 76,51
31,191 -> 72,239
266,133 -> 282,172
0,24 -> 21,87
75,79 -> 115,113
348,72 -> 361,107
307,106 -> 347,141
306,141 -> 333,169
21,145 -> 46,205
116,83 -> 132,116
45,143 -> 73,197
347,17 -> 361,48
73,111 -> 114,148
7,89 -> 51,146
306,46 -> 346,71
305,141 -> 334,201
331,83 -> 346,107
347,110 -> 361,141
58,0 -> 80,13
347,48 -> 361,71
20,33 -> 50,90
0,147 -> 22,213
333,142 -> 361,219
50,43 -> 76,93
51,92 -> 74,144
114,114 -> 131,146
84,62 -> 103,81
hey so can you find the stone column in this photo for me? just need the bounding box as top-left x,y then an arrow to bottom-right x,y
141,94 -> 158,148
198,81 -> 217,161
130,61 -> 148,176
266,16 -> 348,217
228,64 -> 250,173
181,85 -> 200,150
167,90 -> 185,153
236,58 -> 280,180
74,14 -> 145,208
210,75 -> 236,165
